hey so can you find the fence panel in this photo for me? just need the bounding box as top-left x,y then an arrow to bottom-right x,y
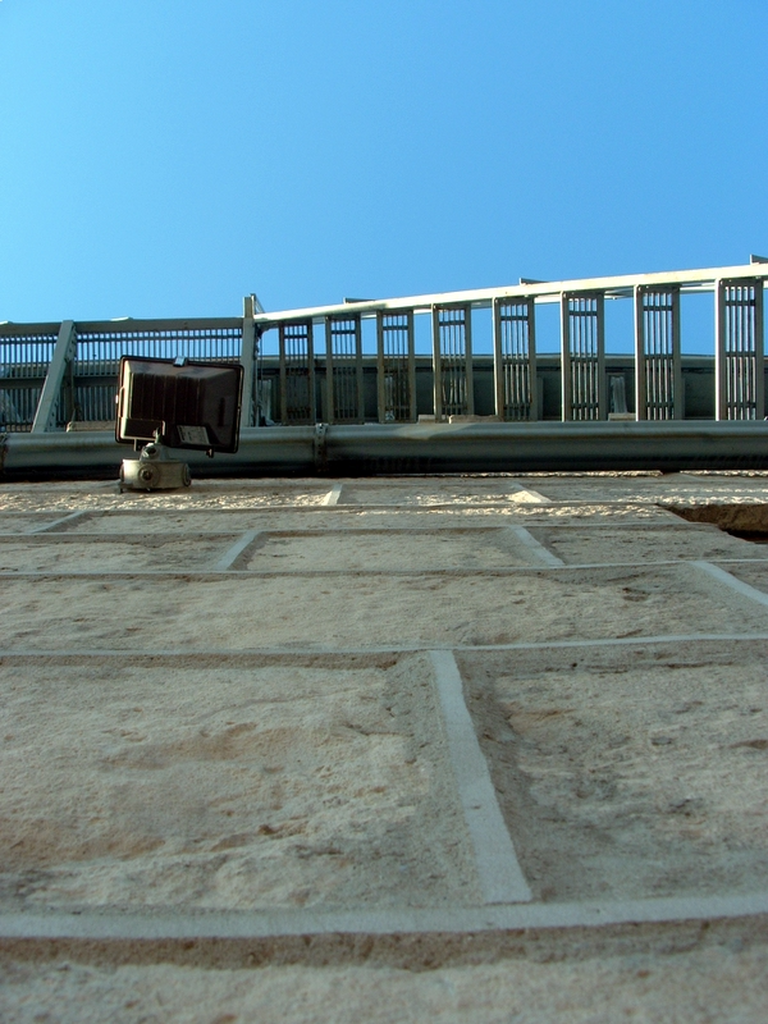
325,315 -> 364,423
634,286 -> 682,419
278,321 -> 316,424
376,311 -> 416,422
715,279 -> 765,420
561,292 -> 605,420
73,323 -> 243,424
0,330 -> 58,431
493,297 -> 537,420
432,304 -> 473,420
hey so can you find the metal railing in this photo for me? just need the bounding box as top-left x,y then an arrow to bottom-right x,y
2,261 -> 767,434
0,325 -> 59,431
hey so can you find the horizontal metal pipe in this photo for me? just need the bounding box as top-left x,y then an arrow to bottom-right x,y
3,421 -> 768,479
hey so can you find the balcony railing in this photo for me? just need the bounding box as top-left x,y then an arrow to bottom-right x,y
1,261 -> 766,434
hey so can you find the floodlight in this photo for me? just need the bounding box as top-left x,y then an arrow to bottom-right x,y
115,355 -> 244,491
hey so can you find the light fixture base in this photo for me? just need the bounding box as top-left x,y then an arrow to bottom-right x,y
120,442 -> 191,492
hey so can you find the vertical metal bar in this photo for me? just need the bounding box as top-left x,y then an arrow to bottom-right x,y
406,311 -> 417,422
715,279 -> 726,420
278,326 -> 288,424
305,323 -> 317,424
634,286 -> 646,420
376,312 -> 387,423
465,305 -> 474,417
671,287 -> 682,419
432,305 -> 442,421
325,317 -> 335,423
240,297 -> 257,428
596,292 -> 606,420
560,293 -> 571,421
527,299 -> 538,421
492,298 -> 504,419
755,280 -> 765,419
354,314 -> 365,423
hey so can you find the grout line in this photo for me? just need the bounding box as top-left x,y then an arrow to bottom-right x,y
3,529 -> 762,545
430,649 -> 533,905
2,559 -> 765,580
0,561 -> 724,580
1,892 -> 766,942
693,560 -> 768,609
507,525 -> 565,567
2,633 -> 768,660
322,484 -> 344,506
211,530 -> 262,571
27,511 -> 89,534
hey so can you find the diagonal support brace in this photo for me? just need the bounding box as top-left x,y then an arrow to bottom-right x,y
31,321 -> 76,433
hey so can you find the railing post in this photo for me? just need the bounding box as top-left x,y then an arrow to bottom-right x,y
492,298 -> 504,419
633,286 -> 646,421
528,299 -> 538,421
240,297 -> 258,427
432,304 -> 442,421
465,308 -> 475,417
31,320 -> 76,433
560,293 -> 571,421
672,286 -> 683,419
715,279 -> 726,420
757,282 -> 765,420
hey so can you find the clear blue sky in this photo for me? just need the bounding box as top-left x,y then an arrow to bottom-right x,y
1,0 -> 766,324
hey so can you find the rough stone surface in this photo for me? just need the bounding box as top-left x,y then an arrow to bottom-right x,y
1,471 -> 768,1021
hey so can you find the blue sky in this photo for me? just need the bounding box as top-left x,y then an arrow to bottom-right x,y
1,0 -> 766,325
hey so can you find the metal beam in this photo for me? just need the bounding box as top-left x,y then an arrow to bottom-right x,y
30,321 -> 76,433
240,298 -> 257,428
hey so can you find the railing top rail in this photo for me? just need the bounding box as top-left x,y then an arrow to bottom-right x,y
0,323 -> 61,339
254,263 -> 768,327
2,263 -> 767,339
73,317 -> 243,334
0,316 -> 243,339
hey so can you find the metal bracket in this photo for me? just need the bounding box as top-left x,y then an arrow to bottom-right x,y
313,422 -> 329,474
120,442 -> 191,492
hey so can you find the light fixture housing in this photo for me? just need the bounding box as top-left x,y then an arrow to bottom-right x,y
115,356 -> 244,453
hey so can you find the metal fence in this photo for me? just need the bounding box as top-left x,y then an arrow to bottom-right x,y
2,262 -> 767,433
0,326 -> 59,431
